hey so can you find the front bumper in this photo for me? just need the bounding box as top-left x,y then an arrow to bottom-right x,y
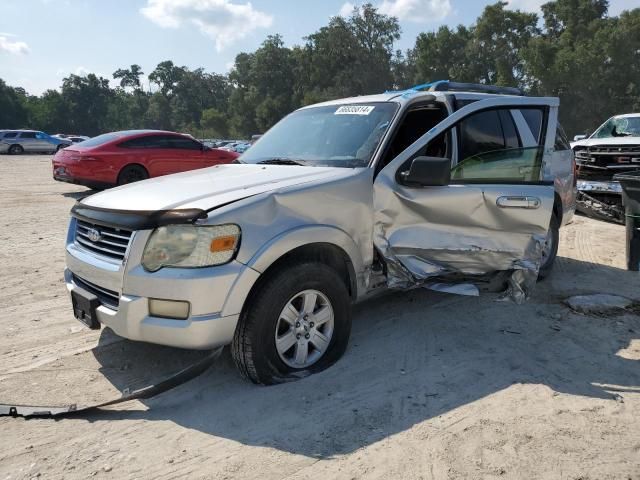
64,221 -> 259,350
577,179 -> 622,195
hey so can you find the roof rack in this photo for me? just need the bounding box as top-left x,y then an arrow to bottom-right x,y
408,80 -> 524,96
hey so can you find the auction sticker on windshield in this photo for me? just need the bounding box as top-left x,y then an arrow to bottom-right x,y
335,105 -> 375,115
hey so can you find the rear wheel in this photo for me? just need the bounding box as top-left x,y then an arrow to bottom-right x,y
232,262 -> 352,385
117,165 -> 149,185
538,212 -> 560,280
8,144 -> 23,155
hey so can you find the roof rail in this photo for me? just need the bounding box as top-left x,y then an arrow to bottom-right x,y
408,80 -> 524,96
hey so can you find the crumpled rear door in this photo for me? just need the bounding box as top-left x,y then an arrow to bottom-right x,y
373,96 -> 559,302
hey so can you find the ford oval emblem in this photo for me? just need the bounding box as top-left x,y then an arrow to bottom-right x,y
87,228 -> 102,243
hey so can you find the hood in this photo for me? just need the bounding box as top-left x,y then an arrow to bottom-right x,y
572,136 -> 640,148
81,164 -> 357,212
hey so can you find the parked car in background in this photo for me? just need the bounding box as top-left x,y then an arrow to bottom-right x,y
0,130 -> 72,154
52,129 -> 239,189
572,113 -> 640,222
54,134 -> 91,143
63,81 -> 576,384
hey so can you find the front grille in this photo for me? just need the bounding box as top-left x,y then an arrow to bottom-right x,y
575,144 -> 640,168
72,274 -> 120,310
75,219 -> 132,261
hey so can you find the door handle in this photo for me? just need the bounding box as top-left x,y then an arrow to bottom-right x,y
496,196 -> 541,209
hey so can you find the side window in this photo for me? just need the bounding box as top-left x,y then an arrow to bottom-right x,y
451,107 -> 544,184
458,110 -> 505,160
4,132 -> 17,138
520,109 -> 543,143
118,135 -> 167,149
19,132 -> 37,139
499,110 -> 520,149
555,123 -> 570,151
36,133 -> 47,139
165,136 -> 202,150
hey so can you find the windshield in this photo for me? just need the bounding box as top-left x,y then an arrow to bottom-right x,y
239,102 -> 398,167
592,116 -> 640,138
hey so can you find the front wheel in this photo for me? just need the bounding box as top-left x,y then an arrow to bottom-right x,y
56,144 -> 66,152
232,262 -> 352,385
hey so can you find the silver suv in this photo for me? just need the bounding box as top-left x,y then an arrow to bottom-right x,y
64,82 -> 576,384
0,130 -> 71,154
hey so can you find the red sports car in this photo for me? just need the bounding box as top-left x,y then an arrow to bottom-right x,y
52,130 -> 239,189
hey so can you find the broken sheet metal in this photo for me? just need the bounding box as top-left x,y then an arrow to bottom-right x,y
373,173 -> 553,303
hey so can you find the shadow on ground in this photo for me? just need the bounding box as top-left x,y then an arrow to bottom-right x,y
88,257 -> 640,458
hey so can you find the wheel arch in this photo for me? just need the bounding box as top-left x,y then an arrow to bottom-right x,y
221,226 -> 365,318
117,163 -> 149,182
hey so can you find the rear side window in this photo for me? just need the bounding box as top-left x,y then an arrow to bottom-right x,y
19,132 -> 36,139
555,123 -> 570,151
520,109 -> 543,143
3,132 -> 17,138
165,136 -> 202,150
118,135 -> 167,149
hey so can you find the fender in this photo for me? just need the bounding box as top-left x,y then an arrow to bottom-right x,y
221,225 -> 369,317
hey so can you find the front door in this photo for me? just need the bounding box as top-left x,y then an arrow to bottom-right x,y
373,96 -> 558,301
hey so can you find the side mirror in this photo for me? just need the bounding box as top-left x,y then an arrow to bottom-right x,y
573,134 -> 587,142
402,156 -> 451,186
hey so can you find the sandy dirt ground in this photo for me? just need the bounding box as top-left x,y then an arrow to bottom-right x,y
0,155 -> 639,480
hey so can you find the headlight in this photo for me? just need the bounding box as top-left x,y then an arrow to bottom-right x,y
142,224 -> 240,272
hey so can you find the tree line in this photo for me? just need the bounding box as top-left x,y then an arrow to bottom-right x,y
1,0 -> 638,138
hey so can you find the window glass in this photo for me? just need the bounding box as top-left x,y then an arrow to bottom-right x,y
240,102 -> 399,168
499,110 -> 520,149
19,131 -> 37,139
3,132 -> 17,138
78,132 -> 125,148
555,123 -> 571,151
458,110 -> 504,160
118,135 -> 167,149
451,147 -> 544,183
165,136 -> 202,150
520,109 -> 543,143
36,133 -> 47,139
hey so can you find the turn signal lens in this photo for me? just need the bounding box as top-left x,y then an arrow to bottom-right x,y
210,235 -> 237,252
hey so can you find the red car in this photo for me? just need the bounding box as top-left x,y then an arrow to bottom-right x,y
52,130 -> 239,189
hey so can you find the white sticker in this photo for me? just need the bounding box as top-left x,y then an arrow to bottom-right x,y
335,105 -> 375,115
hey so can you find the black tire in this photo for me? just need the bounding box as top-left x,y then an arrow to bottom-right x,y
56,144 -> 66,152
232,261 -> 352,385
117,164 -> 149,185
538,212 -> 560,280
8,144 -> 23,155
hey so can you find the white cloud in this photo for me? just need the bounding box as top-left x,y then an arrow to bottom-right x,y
504,0 -> 545,12
0,35 -> 29,55
339,2 -> 355,17
506,0 -> 629,15
141,0 -> 273,51
378,0 -> 452,22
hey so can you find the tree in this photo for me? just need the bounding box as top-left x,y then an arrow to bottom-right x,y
0,79 -> 28,128
113,64 -> 144,90
60,73 -> 113,135
148,61 -> 186,97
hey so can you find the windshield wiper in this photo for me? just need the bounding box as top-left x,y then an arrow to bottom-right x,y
257,158 -> 307,166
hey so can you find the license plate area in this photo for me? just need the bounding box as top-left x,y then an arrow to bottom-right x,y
71,287 -> 101,330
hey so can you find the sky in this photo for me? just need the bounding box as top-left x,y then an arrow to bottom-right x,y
0,0 -> 634,95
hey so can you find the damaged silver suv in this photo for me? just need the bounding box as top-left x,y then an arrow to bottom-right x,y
65,81 -> 576,384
